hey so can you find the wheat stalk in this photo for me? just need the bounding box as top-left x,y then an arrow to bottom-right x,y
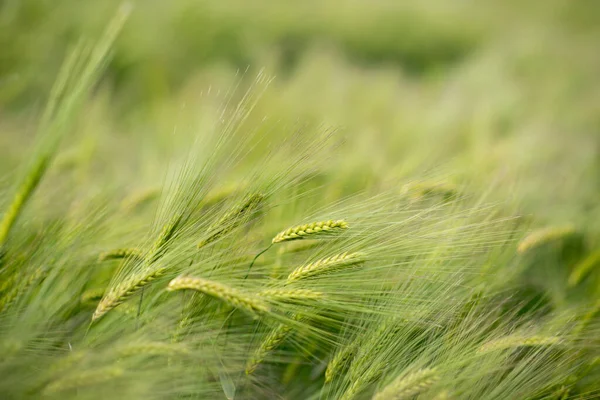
167,275 -> 269,316
478,335 -> 562,353
517,226 -> 576,254
373,368 -> 439,400
272,219 -> 348,244
92,267 -> 166,321
286,252 -> 366,283
197,193 -> 264,248
258,288 -> 324,301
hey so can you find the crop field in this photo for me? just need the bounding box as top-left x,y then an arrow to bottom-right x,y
0,1 -> 599,399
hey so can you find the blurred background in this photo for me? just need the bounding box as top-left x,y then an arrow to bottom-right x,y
0,0 -> 599,230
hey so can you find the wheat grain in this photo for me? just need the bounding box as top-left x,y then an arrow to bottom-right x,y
373,368 -> 439,400
272,219 -> 348,244
167,275 -> 269,316
286,252 -> 366,283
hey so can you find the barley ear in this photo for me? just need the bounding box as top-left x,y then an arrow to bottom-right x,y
92,267 -> 166,321
286,252 -> 366,283
272,219 -> 348,244
167,275 -> 269,317
373,368 -> 439,400
246,323 -> 294,375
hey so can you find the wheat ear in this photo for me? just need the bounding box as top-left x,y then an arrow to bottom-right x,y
117,341 -> 190,357
287,252 -> 366,283
197,193 -> 264,248
0,267 -> 45,312
43,367 -> 123,394
167,275 -> 269,316
517,225 -> 576,254
80,288 -> 105,305
98,248 -> 143,262
478,335 -> 562,353
92,267 -> 166,321
258,288 -> 323,301
120,187 -> 160,211
325,341 -> 358,383
373,368 -> 439,400
272,219 -> 348,244
568,249 -> 600,287
246,323 -> 294,375
92,212 -> 184,321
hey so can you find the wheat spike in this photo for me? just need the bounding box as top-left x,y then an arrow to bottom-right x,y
258,288 -> 323,301
325,341 -> 358,383
167,275 -> 269,316
147,214 -> 183,263
246,323 -> 294,375
43,367 -> 123,394
272,219 -> 348,244
120,187 -> 160,211
402,180 -> 458,202
568,249 -> 600,287
92,214 -> 184,321
0,267 -> 45,312
117,341 -> 190,357
80,288 -> 105,304
197,193 -> 264,248
478,335 -> 562,353
92,267 -> 166,321
517,225 -> 576,254
0,156 -> 51,249
287,252 -> 366,283
98,248 -> 143,262
373,368 -> 439,400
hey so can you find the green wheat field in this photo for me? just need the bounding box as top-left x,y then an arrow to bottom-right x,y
1,1 -> 599,399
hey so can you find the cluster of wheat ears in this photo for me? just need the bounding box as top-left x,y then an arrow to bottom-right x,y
0,7 -> 599,400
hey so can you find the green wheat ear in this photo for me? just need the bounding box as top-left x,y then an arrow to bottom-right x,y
197,193 -> 264,248
246,323 -> 294,375
478,335 -> 562,353
568,249 -> 600,287
286,252 -> 366,283
373,368 -> 439,400
98,248 -> 143,262
272,219 -> 348,243
167,275 -> 269,317
517,225 -> 576,254
92,267 -> 166,321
